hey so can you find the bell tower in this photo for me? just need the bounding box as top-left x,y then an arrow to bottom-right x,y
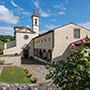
31,8 -> 39,34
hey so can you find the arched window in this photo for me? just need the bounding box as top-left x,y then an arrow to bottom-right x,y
35,19 -> 37,25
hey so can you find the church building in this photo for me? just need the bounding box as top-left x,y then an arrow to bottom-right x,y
3,8 -> 90,63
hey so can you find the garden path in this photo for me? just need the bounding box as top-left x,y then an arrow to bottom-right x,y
20,59 -> 50,83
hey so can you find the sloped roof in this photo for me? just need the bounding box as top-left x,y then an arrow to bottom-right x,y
14,26 -> 35,33
53,22 -> 90,32
14,26 -> 31,30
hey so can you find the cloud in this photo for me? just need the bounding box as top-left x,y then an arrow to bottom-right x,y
51,19 -> 56,21
26,25 -> 31,28
32,0 -> 39,8
22,12 -> 31,16
45,24 -> 57,30
54,4 -> 66,10
66,0 -> 68,3
11,1 -> 18,8
40,24 -> 58,34
0,5 -> 19,24
53,11 -> 66,16
58,11 -> 65,15
79,22 -> 90,30
0,0 -> 4,4
10,1 -> 31,16
39,8 -> 50,17
33,1 -> 39,8
0,26 -> 14,35
10,1 -> 23,11
40,29 -> 49,34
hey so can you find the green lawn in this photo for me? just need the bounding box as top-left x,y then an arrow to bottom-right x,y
0,66 -> 33,84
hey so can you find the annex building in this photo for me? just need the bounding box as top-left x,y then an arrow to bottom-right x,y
3,8 -> 90,63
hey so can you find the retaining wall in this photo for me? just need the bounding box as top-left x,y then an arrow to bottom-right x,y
0,81 -> 58,90
0,55 -> 21,66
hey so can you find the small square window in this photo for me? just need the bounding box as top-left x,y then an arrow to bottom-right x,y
74,29 -> 80,38
66,36 -> 68,39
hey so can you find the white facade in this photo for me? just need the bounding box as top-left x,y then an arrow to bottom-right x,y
3,8 -> 39,58
52,23 -> 90,62
33,23 -> 90,63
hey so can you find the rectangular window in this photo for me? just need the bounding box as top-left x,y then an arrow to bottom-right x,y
48,37 -> 50,41
74,29 -> 80,38
44,38 -> 46,42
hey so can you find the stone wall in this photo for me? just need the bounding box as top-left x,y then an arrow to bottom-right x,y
0,55 -> 21,66
0,81 -> 58,90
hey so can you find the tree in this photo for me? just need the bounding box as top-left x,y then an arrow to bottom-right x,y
46,38 -> 90,90
0,35 -> 14,54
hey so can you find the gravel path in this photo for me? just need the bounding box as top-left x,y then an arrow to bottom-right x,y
20,59 -> 50,83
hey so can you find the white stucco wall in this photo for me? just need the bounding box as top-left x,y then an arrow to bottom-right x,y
16,32 -> 38,57
4,40 -> 16,49
32,17 -> 39,34
3,47 -> 17,55
52,23 -> 90,62
34,32 -> 54,52
4,31 -> 38,57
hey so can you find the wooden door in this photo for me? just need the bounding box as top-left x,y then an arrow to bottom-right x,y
24,50 -> 29,58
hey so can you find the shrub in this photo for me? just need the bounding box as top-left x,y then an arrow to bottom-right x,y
24,68 -> 27,71
0,60 -> 5,65
29,73 -> 32,77
46,38 -> 90,90
33,78 -> 38,83
24,68 -> 28,74
21,57 -> 24,59
45,65 -> 52,69
29,56 -> 33,59
27,73 -> 32,78
25,70 -> 29,74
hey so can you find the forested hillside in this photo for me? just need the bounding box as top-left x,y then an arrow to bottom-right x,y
0,35 -> 14,54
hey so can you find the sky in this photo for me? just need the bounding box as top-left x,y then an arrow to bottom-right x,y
0,0 -> 90,36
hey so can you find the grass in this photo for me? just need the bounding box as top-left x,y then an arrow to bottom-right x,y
0,41 -> 4,54
0,66 -> 33,84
